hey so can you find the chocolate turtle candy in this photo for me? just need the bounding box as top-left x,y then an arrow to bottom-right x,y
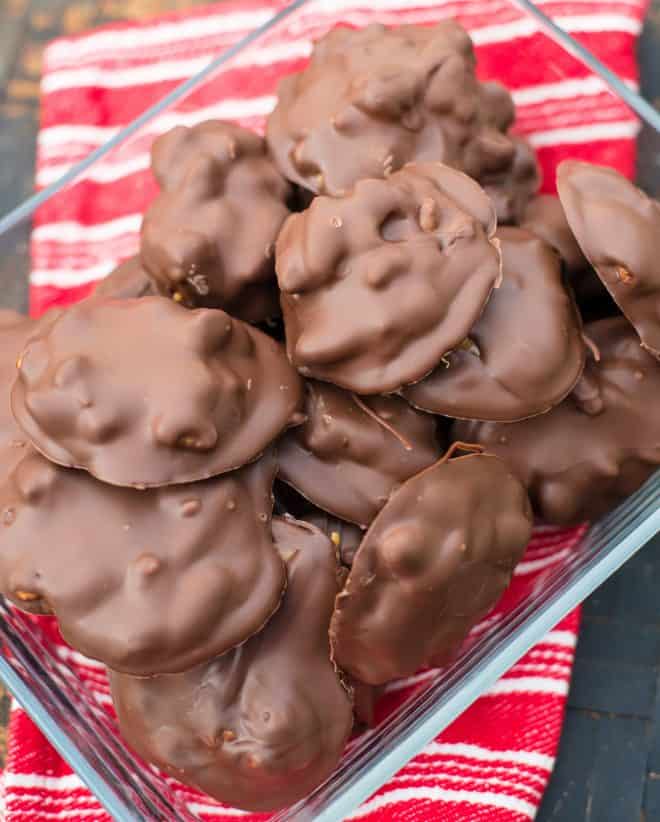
557,160 -> 660,357
0,448 -> 286,675
110,516 -> 353,812
330,449 -> 532,684
453,318 -> 660,525
93,257 -> 154,299
141,121 -> 290,322
403,227 -> 585,421
12,297 -> 303,487
276,162 -> 501,394
278,380 -> 440,527
266,21 -> 524,218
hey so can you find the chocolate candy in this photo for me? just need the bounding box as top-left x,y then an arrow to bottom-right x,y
276,162 -> 501,394
150,119 -> 264,191
141,121 -> 290,322
453,318 -> 660,525
0,448 -> 286,674
278,380 -> 439,527
481,137 -> 540,225
330,450 -> 532,684
12,297 -> 303,488
403,227 -> 585,421
93,257 -> 154,299
110,516 -> 353,812
266,22 -> 523,211
0,313 -> 39,482
557,160 -> 660,357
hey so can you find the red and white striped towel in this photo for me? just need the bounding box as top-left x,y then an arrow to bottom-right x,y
1,0 -> 647,818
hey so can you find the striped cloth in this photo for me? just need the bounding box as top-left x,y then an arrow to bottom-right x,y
1,0 -> 647,819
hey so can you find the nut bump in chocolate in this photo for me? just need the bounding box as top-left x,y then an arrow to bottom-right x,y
330,450 -> 532,684
403,227 -> 585,421
11,297 -> 303,487
276,162 -> 501,394
110,516 -> 353,812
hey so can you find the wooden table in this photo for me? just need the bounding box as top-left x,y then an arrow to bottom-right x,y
0,2 -> 659,818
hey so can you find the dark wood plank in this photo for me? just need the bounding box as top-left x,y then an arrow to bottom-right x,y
534,710 -> 601,821
0,0 -> 30,93
588,715 -> 650,822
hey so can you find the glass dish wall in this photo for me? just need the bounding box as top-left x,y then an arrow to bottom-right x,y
0,1 -> 658,819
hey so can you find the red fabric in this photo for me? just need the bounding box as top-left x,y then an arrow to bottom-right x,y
1,0 -> 647,818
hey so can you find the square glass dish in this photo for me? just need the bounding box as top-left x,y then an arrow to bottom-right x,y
0,1 -> 659,819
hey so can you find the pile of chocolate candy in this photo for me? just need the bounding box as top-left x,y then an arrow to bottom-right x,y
0,20 -> 658,812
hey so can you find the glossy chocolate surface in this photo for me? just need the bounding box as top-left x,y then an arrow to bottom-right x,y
454,318 -> 660,524
142,121 -> 290,322
278,380 -> 440,526
0,449 -> 286,675
557,160 -> 660,357
276,162 -> 501,393
93,257 -> 154,299
403,227 -> 585,421
266,21 -> 527,219
12,297 -> 303,487
330,451 -> 532,684
110,516 -> 352,812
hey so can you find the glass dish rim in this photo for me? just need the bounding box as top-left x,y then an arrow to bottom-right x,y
0,1 -> 659,819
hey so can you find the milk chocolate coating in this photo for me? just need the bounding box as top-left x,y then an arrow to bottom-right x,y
481,137 -> 540,225
141,121 -> 290,322
12,297 -> 303,488
352,682 -> 382,728
519,195 -> 615,319
453,318 -> 660,525
93,257 -> 154,299
0,313 -> 39,490
557,160 -> 660,357
0,449 -> 287,674
150,119 -> 264,191
276,162 -> 501,394
266,22 -> 523,208
0,312 -> 35,442
330,452 -> 532,685
520,195 -> 587,274
403,227 -> 585,421
110,516 -> 353,812
278,380 -> 440,527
